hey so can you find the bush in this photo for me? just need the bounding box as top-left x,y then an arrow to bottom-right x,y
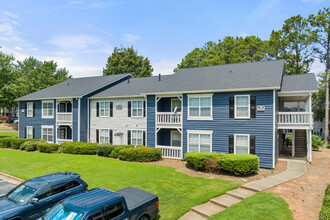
312,135 -> 324,150
20,140 -> 45,151
0,138 -> 15,148
60,142 -> 97,155
185,152 -> 224,170
118,146 -> 162,162
326,144 -> 330,149
320,184 -> 330,220
217,154 -> 259,176
96,144 -> 114,157
109,145 -> 134,158
37,143 -> 59,153
286,134 -> 292,145
11,139 -> 30,149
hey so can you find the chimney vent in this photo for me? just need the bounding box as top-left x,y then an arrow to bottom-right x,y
159,74 -> 161,81
127,78 -> 130,83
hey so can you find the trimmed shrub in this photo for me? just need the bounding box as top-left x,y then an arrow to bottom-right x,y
11,139 -> 31,149
312,135 -> 323,150
37,143 -> 59,153
118,146 -> 162,162
319,184 -> 330,220
60,142 -> 97,155
185,152 -> 224,170
0,138 -> 15,148
20,140 -> 45,151
217,154 -> 259,176
96,144 -> 114,157
109,145 -> 134,158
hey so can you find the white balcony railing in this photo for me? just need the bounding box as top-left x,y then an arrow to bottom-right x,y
57,112 -> 72,123
278,112 -> 313,126
156,112 -> 181,125
156,145 -> 182,159
57,139 -> 73,145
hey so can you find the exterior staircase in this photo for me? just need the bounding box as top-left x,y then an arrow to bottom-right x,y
295,130 -> 307,157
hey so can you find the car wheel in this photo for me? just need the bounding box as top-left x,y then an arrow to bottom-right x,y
139,216 -> 149,220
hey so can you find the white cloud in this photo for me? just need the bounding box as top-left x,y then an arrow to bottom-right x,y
238,32 -> 249,37
301,0 -> 325,2
65,65 -> 103,78
250,0 -> 280,18
48,35 -> 107,51
152,60 -> 178,75
123,34 -> 140,44
0,11 -> 23,43
310,58 -> 325,75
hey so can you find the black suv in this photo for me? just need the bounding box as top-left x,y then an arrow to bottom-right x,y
0,172 -> 88,220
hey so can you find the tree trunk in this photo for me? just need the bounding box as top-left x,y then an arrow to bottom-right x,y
325,68 -> 329,146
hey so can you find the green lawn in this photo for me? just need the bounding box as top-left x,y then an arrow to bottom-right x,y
0,131 -> 18,139
0,149 -> 240,219
209,192 -> 293,220
319,184 -> 330,220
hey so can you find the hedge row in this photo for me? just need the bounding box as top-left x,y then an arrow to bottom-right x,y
118,146 -> 162,162
320,184 -> 330,220
185,152 -> 259,176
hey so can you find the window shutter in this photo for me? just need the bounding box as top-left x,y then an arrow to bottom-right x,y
109,130 -> 113,144
96,102 -> 99,117
96,129 -> 99,143
229,136 -> 234,153
143,101 -> 146,117
110,102 -> 113,117
25,103 -> 27,117
24,127 -> 26,138
250,96 -> 256,118
127,130 -> 131,145
33,103 -> 35,117
250,136 -> 256,154
128,101 -> 131,117
143,131 -> 146,146
33,127 -> 35,139
229,97 -> 234,118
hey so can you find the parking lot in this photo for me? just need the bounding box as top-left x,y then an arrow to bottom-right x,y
0,178 -> 16,196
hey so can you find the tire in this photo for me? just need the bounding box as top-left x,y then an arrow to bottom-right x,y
139,216 -> 149,220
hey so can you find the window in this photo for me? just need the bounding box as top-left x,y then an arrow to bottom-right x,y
66,180 -> 80,190
171,99 -> 181,112
235,95 -> 250,118
187,130 -> 212,152
103,202 -> 125,219
52,182 -> 67,195
35,186 -> 52,200
88,211 -> 103,220
171,130 -> 181,147
26,126 -> 33,139
188,95 -> 212,119
99,102 -> 110,117
27,102 -> 33,117
132,130 -> 143,146
234,134 -> 250,154
42,101 -> 54,118
132,100 -> 143,117
99,129 -> 110,144
42,126 -> 54,143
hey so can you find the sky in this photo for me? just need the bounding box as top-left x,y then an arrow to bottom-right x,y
0,0 -> 329,78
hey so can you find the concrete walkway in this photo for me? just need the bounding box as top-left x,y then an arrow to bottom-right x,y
179,159 -> 306,220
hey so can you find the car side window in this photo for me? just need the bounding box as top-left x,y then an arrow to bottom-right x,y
51,182 -> 67,196
66,180 -> 80,190
87,211 -> 103,220
35,186 -> 51,200
103,202 -> 124,219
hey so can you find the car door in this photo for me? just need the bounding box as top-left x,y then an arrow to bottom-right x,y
102,202 -> 128,220
27,186 -> 52,219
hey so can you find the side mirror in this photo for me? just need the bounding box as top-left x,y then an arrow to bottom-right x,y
30,198 -> 39,204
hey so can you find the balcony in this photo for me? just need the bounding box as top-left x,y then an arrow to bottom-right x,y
57,113 -> 72,123
156,145 -> 182,159
278,112 -> 313,129
156,112 -> 181,126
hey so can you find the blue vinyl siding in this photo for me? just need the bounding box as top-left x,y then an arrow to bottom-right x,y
18,100 -> 56,142
80,97 -> 88,142
182,91 -> 274,169
147,95 -> 156,147
72,99 -> 79,142
275,90 -> 279,164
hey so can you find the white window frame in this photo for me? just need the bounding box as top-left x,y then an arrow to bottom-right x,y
187,130 -> 213,153
99,128 -> 110,144
170,130 -> 181,147
171,98 -> 181,112
234,95 -> 250,119
99,102 -> 110,117
187,94 -> 213,120
42,101 -> 54,119
234,134 -> 250,154
131,129 -> 143,146
27,102 -> 33,117
26,126 -> 33,139
41,125 -> 54,143
131,100 -> 143,118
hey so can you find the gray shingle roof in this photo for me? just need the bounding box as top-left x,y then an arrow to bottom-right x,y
280,74 -> 318,93
92,60 -> 286,98
16,74 -> 131,101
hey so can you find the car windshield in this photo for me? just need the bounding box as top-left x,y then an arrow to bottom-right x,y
6,184 -> 37,204
43,203 -> 83,220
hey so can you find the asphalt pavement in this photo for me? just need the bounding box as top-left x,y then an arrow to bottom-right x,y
0,178 -> 16,196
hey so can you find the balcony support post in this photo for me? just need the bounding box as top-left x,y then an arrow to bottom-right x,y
292,129 -> 295,157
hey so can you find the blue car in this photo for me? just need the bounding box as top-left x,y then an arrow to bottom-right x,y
42,187 -> 159,220
0,172 -> 88,220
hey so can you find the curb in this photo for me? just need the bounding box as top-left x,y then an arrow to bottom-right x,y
0,172 -> 24,185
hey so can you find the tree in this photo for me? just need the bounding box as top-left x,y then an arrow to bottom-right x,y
280,15 -> 316,74
103,46 -> 153,77
309,7 -> 330,144
268,30 -> 284,59
313,72 -> 326,120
